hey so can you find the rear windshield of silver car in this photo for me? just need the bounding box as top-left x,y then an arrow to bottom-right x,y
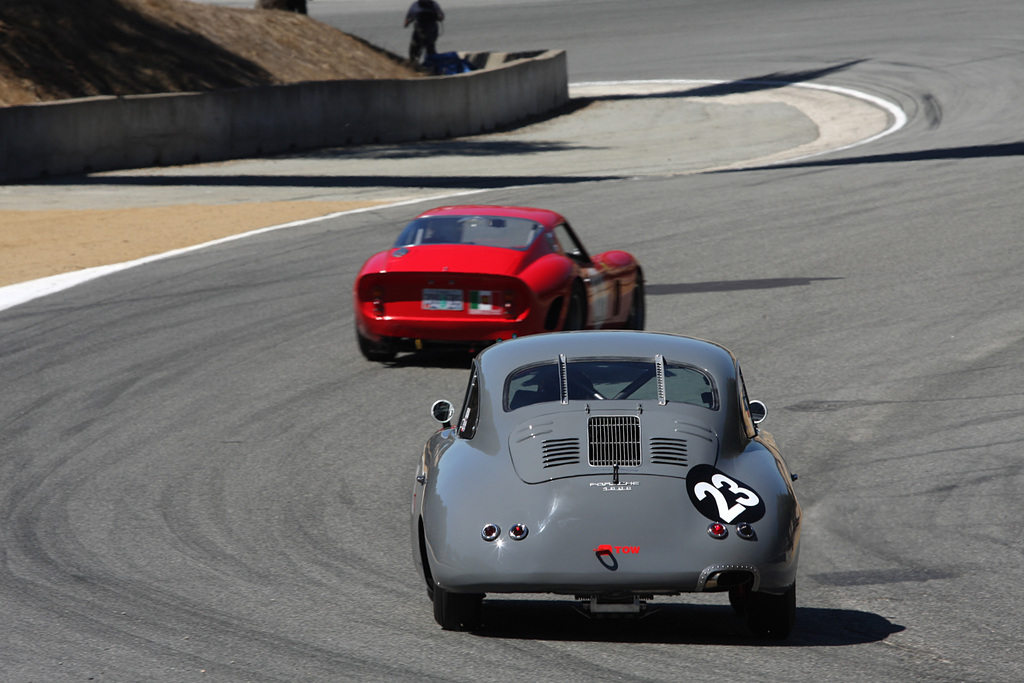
394,215 -> 542,250
504,359 -> 718,411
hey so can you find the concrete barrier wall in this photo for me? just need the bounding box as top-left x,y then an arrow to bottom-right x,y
0,50 -> 568,183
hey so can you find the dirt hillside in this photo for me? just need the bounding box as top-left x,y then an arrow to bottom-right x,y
0,0 -> 420,107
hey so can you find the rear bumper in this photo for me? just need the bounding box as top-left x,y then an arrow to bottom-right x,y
432,567 -> 762,596
422,476 -> 799,596
357,313 -> 547,344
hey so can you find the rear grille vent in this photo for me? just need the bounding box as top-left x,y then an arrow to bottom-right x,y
588,416 -> 641,467
649,437 -> 688,467
542,438 -> 581,468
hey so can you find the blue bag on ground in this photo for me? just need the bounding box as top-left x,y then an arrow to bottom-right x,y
424,52 -> 474,75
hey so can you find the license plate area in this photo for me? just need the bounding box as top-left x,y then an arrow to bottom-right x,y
421,288 -> 463,311
468,290 -> 502,315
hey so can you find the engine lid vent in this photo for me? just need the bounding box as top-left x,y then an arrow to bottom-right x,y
542,438 -> 581,468
649,437 -> 688,467
588,415 -> 641,467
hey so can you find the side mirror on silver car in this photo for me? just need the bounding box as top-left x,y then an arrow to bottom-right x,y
749,400 -> 767,425
431,399 -> 455,428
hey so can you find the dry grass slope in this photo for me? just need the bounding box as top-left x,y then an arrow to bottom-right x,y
0,0 -> 420,107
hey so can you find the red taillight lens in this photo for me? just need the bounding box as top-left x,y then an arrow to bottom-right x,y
481,524 -> 500,542
508,523 -> 529,540
371,286 -> 385,316
707,523 -> 728,539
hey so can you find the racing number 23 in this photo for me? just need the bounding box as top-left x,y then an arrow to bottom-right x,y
693,474 -> 760,523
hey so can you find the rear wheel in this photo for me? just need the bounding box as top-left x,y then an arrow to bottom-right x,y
356,329 -> 396,362
744,583 -> 796,639
625,275 -> 645,330
563,282 -> 586,331
433,586 -> 483,630
728,585 -> 747,616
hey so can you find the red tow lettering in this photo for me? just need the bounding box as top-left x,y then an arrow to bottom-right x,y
593,545 -> 640,554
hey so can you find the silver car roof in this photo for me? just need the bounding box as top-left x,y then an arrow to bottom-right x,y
476,330 -> 738,382
469,331 -> 749,454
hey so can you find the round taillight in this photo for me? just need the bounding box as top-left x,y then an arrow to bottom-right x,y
736,522 -> 755,540
508,523 -> 529,540
707,522 -> 728,539
481,523 -> 500,542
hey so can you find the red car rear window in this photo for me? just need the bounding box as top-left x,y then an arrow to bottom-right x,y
395,215 -> 542,250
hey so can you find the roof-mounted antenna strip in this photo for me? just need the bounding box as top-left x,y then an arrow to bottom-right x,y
559,353 -> 568,404
655,354 -> 667,406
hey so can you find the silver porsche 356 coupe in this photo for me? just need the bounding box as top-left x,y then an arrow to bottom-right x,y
411,330 -> 801,638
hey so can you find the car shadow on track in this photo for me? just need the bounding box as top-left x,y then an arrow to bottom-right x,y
721,141 -> 1024,173
580,61 -> 866,103
384,348 -> 476,369
470,599 -> 903,646
647,277 -> 843,295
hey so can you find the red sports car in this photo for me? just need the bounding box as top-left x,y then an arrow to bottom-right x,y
353,205 -> 645,361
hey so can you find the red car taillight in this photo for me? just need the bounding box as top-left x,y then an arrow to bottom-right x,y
371,286 -> 385,316
503,289 -> 517,317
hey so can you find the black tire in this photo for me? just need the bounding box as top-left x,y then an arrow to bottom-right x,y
433,586 -> 483,631
356,329 -> 396,362
563,282 -> 586,331
728,586 -> 747,616
625,274 -> 645,330
744,583 -> 796,640
419,524 -> 435,602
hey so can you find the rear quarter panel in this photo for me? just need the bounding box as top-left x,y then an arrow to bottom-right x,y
714,433 -> 802,590
517,252 -> 576,300
588,250 -> 641,327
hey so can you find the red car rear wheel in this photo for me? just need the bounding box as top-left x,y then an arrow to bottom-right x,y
626,275 -> 646,330
563,281 -> 586,330
356,329 -> 396,362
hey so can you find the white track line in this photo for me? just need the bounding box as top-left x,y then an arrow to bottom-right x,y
572,78 -> 908,164
0,80 -> 907,314
0,189 -> 488,313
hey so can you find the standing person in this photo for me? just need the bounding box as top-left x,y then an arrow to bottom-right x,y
404,0 -> 445,64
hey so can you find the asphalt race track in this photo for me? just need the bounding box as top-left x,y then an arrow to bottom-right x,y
2,1 -> 1024,681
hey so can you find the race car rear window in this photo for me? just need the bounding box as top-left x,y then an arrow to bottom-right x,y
395,216 -> 542,250
504,359 -> 717,411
